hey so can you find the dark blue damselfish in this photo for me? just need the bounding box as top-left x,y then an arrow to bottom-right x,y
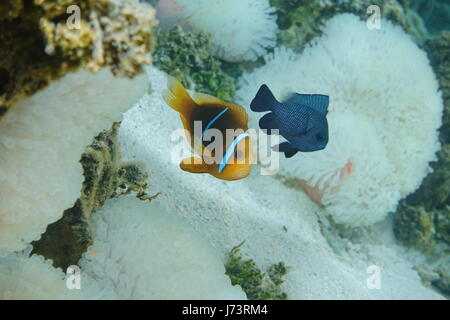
250,84 -> 329,158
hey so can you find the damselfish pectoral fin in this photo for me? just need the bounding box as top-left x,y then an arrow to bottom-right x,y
259,113 -> 278,134
272,142 -> 298,158
180,157 -> 210,174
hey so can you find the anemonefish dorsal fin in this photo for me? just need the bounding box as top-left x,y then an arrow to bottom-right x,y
194,93 -> 248,129
226,102 -> 249,129
180,157 -> 209,174
287,93 -> 329,115
162,76 -> 197,117
193,92 -> 224,106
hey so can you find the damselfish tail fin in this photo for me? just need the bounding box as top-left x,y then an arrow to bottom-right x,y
162,76 -> 196,116
250,84 -> 278,112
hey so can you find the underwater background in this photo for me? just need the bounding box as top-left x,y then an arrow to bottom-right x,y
0,0 -> 449,299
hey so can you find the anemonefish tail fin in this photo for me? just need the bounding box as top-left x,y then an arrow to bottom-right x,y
250,84 -> 278,112
273,142 -> 298,158
162,76 -> 196,116
180,157 -> 209,174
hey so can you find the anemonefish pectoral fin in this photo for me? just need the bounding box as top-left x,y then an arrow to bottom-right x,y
259,113 -> 278,134
194,92 -> 249,128
180,157 -> 209,174
162,76 -> 197,116
273,142 -> 298,158
288,93 -> 329,115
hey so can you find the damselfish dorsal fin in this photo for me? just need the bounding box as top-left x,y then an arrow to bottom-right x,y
162,76 -> 197,116
250,84 -> 279,112
287,93 -> 329,115
180,157 -> 209,174
194,92 -> 249,129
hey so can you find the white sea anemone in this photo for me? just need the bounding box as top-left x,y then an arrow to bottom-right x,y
291,112 -> 401,226
0,251 -> 83,299
156,0 -> 278,62
236,14 -> 443,226
79,196 -> 246,299
0,69 -> 148,256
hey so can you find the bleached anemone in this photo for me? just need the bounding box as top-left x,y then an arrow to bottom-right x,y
79,196 -> 246,299
287,112 -> 401,226
156,0 -> 278,62
0,69 -> 148,256
236,14 -> 443,226
0,251 -> 83,299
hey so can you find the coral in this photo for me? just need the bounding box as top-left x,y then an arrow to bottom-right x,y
0,0 -> 157,116
31,123 -> 153,270
394,203 -> 437,253
77,123 -> 154,219
426,32 -> 450,142
236,14 -> 442,226
0,68 -> 148,256
270,0 -> 427,52
79,196 -> 246,299
30,203 -> 91,272
0,0 -> 24,21
37,0 -> 157,77
153,25 -> 239,101
225,242 -> 288,300
404,8 -> 429,45
393,31 -> 450,295
156,0 -> 278,62
409,0 -> 450,37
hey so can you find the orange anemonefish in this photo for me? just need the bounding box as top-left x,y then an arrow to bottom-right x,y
163,76 -> 254,181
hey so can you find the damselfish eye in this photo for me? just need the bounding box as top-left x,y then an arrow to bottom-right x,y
315,133 -> 323,141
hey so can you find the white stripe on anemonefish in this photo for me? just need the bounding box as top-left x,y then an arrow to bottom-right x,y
218,133 -> 250,173
200,107 -> 229,139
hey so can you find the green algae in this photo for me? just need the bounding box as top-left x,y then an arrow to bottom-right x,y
153,25 -> 241,102
31,202 -> 90,272
225,242 -> 288,300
